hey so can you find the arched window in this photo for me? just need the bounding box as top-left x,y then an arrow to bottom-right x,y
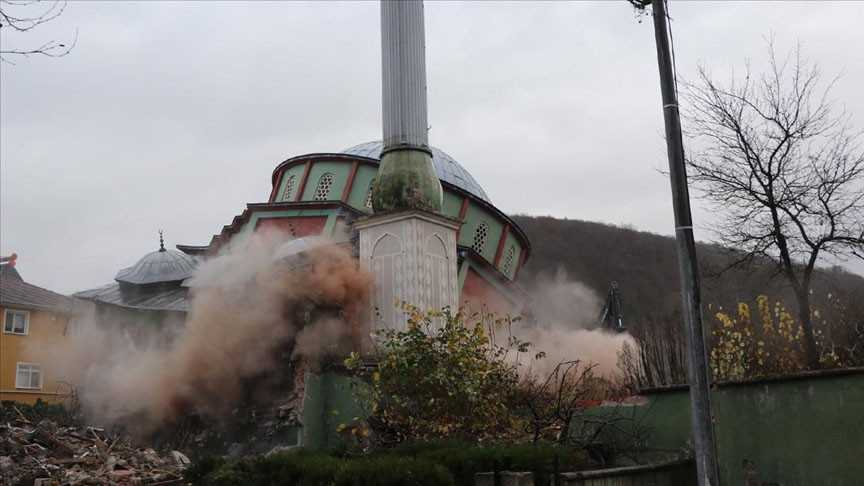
365,179 -> 375,209
313,173 -> 334,201
472,222 -> 489,254
281,175 -> 296,202
503,245 -> 516,275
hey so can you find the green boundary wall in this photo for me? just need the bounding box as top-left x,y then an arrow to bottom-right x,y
574,368 -> 864,485
301,371 -> 365,450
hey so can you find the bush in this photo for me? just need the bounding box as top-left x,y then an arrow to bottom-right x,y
389,440 -> 581,486
189,449 -> 340,486
0,399 -> 72,425
187,442 -> 583,486
345,305 -> 536,443
334,456 -> 453,486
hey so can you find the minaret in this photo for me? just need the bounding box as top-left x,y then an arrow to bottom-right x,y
356,0 -> 460,330
373,0 -> 442,212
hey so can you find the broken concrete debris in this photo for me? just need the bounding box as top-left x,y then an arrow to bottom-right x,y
0,419 -> 189,486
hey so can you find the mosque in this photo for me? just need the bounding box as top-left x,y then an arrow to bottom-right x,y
77,141 -> 531,323
75,1 -> 533,450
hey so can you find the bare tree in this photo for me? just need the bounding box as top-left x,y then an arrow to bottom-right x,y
0,0 -> 76,64
515,360 -> 596,443
681,39 -> 864,369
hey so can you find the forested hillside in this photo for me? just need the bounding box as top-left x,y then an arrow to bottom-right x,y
511,215 -> 864,327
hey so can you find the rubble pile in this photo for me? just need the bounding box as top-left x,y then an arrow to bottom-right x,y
0,418 -> 190,486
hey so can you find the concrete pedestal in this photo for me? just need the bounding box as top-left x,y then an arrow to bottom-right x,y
356,210 -> 461,330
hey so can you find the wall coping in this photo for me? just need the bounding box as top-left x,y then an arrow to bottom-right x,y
639,366 -> 864,396
559,457 -> 693,479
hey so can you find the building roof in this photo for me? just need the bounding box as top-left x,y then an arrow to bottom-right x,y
341,141 -> 492,204
74,283 -> 190,312
115,248 -> 197,285
0,274 -> 76,312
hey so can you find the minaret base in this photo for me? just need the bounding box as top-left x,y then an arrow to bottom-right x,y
356,210 -> 461,331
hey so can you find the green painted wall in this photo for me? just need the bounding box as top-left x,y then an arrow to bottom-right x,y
441,191 -> 464,217
498,232 -> 522,279
300,162 -> 351,201
575,370 -> 864,485
271,160 -> 529,281
276,165 -> 306,202
301,371 -> 365,450
346,165 -> 378,210
460,204 -> 505,262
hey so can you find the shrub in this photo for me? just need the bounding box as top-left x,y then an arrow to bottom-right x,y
345,305 -> 537,444
389,440 -> 581,486
188,449 -> 340,486
1,399 -> 72,425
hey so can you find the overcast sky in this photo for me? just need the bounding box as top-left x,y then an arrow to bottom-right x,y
2,1 -> 863,294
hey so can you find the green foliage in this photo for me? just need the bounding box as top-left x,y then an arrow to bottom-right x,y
188,449 -> 340,486
345,304 -> 534,443
334,455 -> 453,486
0,399 -> 71,425
391,440 -> 581,486
188,442 -> 584,486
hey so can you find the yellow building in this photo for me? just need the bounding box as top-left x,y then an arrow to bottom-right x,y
0,256 -> 91,404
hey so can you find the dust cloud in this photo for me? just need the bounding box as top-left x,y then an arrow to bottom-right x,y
32,232 -> 371,435
520,268 -> 633,376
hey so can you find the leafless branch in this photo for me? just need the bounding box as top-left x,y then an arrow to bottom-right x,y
680,39 -> 864,368
0,0 -> 76,64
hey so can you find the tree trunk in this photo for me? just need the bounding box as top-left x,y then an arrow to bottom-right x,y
795,289 -> 821,370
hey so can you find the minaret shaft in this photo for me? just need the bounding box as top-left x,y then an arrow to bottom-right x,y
373,0 -> 442,213
381,1 -> 429,150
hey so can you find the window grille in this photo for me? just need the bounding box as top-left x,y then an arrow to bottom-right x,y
365,179 -> 375,209
16,363 -> 42,389
503,245 -> 516,275
472,222 -> 489,254
314,173 -> 334,201
282,175 -> 296,201
3,310 -> 28,335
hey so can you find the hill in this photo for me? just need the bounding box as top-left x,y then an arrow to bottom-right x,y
511,215 -> 864,326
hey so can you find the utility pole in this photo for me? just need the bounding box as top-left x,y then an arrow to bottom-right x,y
649,0 -> 719,484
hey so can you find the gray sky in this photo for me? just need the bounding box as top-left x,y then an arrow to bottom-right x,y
2,1 -> 863,294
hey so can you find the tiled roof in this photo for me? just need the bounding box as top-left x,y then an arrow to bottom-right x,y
0,274 -> 76,312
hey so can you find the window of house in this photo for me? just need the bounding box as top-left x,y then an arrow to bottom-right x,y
365,179 -> 375,209
313,173 -> 334,201
282,175 -> 296,202
503,245 -> 516,275
16,363 -> 43,389
3,309 -> 29,335
472,222 -> 489,254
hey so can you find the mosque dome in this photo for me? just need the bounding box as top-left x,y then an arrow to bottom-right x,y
341,141 -> 492,203
115,238 -> 197,285
273,236 -> 325,261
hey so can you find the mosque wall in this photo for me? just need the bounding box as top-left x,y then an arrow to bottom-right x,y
266,155 -> 530,286
274,164 -> 307,202
345,165 -> 378,210
255,216 -> 328,238
299,162 -> 350,201
460,204 -> 505,262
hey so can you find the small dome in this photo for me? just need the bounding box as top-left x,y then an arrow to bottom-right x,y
341,141 -> 492,203
115,249 -> 197,285
273,236 -> 326,261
